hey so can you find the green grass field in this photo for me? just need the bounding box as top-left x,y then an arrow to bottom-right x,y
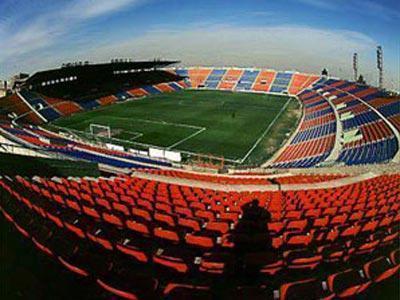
51,90 -> 301,166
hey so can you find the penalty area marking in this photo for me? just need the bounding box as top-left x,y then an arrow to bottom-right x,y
167,127 -> 207,150
107,116 -> 205,131
92,116 -> 208,151
238,97 -> 292,164
123,130 -> 143,141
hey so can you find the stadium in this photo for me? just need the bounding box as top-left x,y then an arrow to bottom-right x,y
0,1 -> 399,300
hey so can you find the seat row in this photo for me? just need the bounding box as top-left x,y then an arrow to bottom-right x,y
0,180 -> 398,300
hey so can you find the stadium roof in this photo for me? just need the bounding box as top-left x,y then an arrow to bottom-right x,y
26,60 -> 180,86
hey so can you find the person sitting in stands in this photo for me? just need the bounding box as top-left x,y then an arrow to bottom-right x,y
232,199 -> 272,253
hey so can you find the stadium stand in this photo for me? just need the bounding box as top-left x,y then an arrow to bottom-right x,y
235,70 -> 260,91
252,70 -> 277,93
187,68 -> 213,88
0,122 -> 172,169
204,69 -> 226,89
218,69 -> 244,90
0,172 -> 398,299
1,61 -> 399,299
269,72 -> 293,94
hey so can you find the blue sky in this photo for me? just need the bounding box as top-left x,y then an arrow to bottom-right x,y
0,0 -> 399,90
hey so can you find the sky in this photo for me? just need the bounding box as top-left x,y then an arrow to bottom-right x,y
0,0 -> 399,90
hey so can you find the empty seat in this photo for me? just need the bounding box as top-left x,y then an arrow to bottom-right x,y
96,261 -> 158,300
327,269 -> 371,298
153,249 -> 189,274
154,227 -> 180,243
116,238 -> 148,263
284,249 -> 322,271
363,256 -> 400,283
390,249 -> 400,265
163,283 -> 212,300
198,252 -> 234,275
279,278 -> 327,300
185,234 -> 214,249
244,251 -> 284,275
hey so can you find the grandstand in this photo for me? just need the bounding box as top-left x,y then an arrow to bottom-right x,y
0,60 -> 399,300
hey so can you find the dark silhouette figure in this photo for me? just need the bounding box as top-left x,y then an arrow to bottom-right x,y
226,199 -> 273,281
232,199 -> 272,253
206,200 -> 274,297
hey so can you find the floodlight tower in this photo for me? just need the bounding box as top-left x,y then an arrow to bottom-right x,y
353,53 -> 358,82
377,46 -> 383,89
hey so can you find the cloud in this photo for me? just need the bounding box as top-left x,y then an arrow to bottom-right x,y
81,23 -> 397,90
0,10 -> 398,91
296,0 -> 337,10
88,25 -> 389,84
65,0 -> 143,19
295,0 -> 400,21
0,0 -> 144,63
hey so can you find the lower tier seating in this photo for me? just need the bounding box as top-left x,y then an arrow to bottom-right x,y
0,173 -> 398,299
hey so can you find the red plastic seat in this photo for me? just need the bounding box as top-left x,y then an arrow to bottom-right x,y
116,239 -> 148,263
185,233 -> 214,248
244,251 -> 284,275
154,227 -> 180,243
286,219 -> 308,232
284,233 -> 313,247
112,202 -> 130,216
163,283 -> 212,300
279,278 -> 328,300
178,217 -> 201,232
205,221 -> 229,234
102,212 -> 123,227
131,208 -> 152,222
126,220 -> 150,236
390,249 -> 399,265
198,252 -> 233,275
284,249 -> 322,270
154,212 -> 176,227
327,269 -> 371,298
364,256 -> 400,283
153,250 -> 189,273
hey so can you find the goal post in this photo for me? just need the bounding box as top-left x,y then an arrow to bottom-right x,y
89,123 -> 111,139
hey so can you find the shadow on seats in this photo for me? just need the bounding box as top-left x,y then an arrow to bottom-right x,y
229,199 -> 274,280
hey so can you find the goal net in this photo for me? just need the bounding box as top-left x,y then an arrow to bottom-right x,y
89,124 -> 111,139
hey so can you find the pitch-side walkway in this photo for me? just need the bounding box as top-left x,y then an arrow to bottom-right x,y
130,169 -> 381,192
319,91 -> 343,164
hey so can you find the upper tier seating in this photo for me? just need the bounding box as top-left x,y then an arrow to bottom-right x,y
271,77 -> 399,167
313,79 -> 399,165
204,69 -> 226,89
181,68 -> 319,96
252,70 -> 277,92
288,74 -> 320,95
271,91 -> 337,168
187,68 -> 213,88
217,69 -> 244,90
269,72 -> 293,94
235,70 -> 260,91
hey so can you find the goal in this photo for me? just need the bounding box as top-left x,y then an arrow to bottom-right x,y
89,124 -> 111,139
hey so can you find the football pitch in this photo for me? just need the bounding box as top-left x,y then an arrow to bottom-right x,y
51,90 -> 301,166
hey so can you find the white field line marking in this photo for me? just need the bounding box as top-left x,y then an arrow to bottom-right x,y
107,116 -> 204,130
167,127 -> 207,149
50,123 -> 247,161
122,130 -> 143,141
239,98 -> 292,164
